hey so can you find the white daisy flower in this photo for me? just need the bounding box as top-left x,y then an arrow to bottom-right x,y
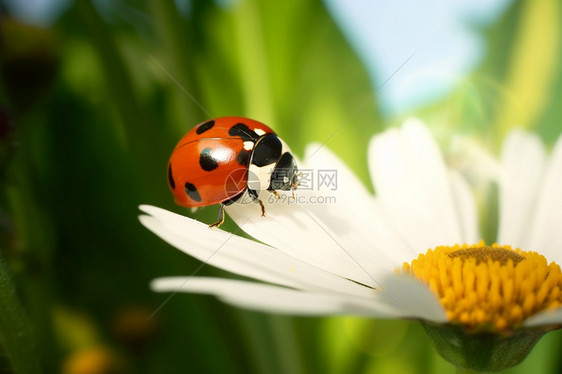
140,119 -> 562,371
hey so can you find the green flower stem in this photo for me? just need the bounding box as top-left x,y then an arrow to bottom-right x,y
0,256 -> 41,374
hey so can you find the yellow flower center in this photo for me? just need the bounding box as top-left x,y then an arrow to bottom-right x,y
402,241 -> 562,332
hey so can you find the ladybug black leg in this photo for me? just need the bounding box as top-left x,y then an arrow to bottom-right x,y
209,204 -> 225,228
247,188 -> 265,217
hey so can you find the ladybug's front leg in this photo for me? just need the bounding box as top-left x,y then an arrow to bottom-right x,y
209,204 -> 225,228
257,199 -> 265,217
248,188 -> 266,218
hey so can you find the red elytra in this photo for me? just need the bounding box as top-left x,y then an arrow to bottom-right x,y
167,116 -> 275,208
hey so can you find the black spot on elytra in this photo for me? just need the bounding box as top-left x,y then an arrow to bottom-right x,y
251,134 -> 282,167
199,148 -> 219,171
236,149 -> 250,166
228,123 -> 259,142
185,182 -> 202,202
196,120 -> 215,135
167,164 -> 175,189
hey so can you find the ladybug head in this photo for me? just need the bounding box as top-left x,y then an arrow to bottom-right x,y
268,152 -> 298,191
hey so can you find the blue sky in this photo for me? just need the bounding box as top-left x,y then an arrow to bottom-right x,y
323,0 -> 513,115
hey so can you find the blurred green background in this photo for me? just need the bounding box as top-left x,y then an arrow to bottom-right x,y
0,0 -> 561,373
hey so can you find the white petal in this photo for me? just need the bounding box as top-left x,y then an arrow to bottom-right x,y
139,205 -> 373,298
523,307 -> 562,327
151,275 -> 447,322
225,197 -> 379,287
303,144 -> 414,270
380,274 -> 448,322
369,119 -> 462,253
497,130 -> 546,249
151,277 -> 400,316
449,171 -> 479,244
449,135 -> 501,186
527,134 -> 562,263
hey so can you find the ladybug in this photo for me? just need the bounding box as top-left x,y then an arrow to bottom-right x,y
167,116 -> 299,227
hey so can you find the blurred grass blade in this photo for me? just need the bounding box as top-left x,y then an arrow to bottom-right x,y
199,0 -> 382,186
494,0 -> 560,138
232,0 -> 275,121
149,0 -> 203,126
0,256 -> 41,374
76,0 -> 146,155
